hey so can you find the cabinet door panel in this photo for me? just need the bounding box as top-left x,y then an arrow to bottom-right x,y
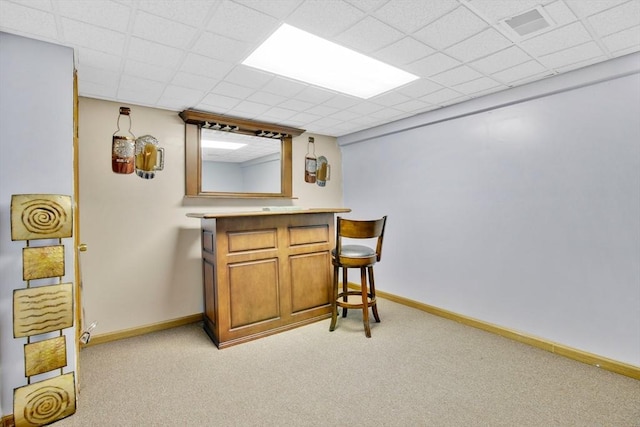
289,251 -> 331,313
228,259 -> 279,329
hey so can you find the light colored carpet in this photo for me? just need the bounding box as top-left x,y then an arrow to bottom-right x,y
55,299 -> 639,426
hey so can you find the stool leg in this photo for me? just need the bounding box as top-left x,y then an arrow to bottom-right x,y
341,267 -> 348,318
330,264 -> 338,332
361,267 -> 371,338
368,266 -> 380,323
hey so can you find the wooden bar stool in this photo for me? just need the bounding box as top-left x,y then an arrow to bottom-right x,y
329,216 -> 387,338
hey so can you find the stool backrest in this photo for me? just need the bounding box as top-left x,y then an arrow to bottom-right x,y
336,216 -> 387,262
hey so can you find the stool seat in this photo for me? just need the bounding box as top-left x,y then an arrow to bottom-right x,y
329,216 -> 387,338
331,245 -> 375,258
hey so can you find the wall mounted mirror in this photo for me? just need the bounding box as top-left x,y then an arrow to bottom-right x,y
180,110 -> 304,198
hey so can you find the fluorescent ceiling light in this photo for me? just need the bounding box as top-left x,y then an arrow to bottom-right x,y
201,140 -> 246,150
242,24 -> 419,99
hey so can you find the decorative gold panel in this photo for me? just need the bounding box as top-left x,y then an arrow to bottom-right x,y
14,373 -> 76,427
14,284 -> 74,338
22,246 -> 64,280
11,194 -> 73,241
24,336 -> 67,377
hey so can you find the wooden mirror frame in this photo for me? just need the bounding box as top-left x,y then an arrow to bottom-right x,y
180,110 -> 305,198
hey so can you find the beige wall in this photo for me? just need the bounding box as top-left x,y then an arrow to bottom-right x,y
78,97 -> 343,335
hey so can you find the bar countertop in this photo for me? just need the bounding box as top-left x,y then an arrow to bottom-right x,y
186,207 -> 351,219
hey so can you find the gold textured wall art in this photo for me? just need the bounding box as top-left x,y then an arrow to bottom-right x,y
13,283 -> 74,338
24,336 -> 67,377
11,194 -> 72,241
13,373 -> 76,427
11,194 -> 77,426
22,245 -> 65,280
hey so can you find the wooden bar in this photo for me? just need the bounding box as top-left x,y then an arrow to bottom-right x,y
187,208 -> 350,348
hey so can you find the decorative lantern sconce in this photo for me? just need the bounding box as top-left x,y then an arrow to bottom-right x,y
112,107 -> 164,179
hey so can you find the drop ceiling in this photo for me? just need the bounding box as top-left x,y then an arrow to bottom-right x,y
1,0 -> 638,137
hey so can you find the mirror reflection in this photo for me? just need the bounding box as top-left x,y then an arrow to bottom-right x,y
201,129 -> 282,193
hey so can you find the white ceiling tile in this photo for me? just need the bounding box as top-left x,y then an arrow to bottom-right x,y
198,93 -> 242,111
370,91 -> 412,107
554,54 -> 608,73
225,65 -> 273,89
347,101 -> 385,115
62,18 -> 126,55
56,0 -> 131,32
321,95 -> 361,110
466,0 -> 551,23
124,59 -> 175,82
440,94 -> 470,106
564,0 -> 629,18
233,0 -> 303,19
192,32 -> 253,63
602,25 -> 640,53
420,87 -> 465,104
329,109 -> 362,121
4,0 -> 52,12
453,76 -> 503,95
287,111 -> 323,125
285,0 -> 365,39
132,11 -> 196,49
233,99 -> 272,116
279,98 -> 315,112
543,1 -> 577,27
77,64 -> 120,87
414,6 -> 489,49
588,1 -> 640,37
407,52 -> 461,77
136,0 -> 217,26
179,53 -> 234,79
373,37 -> 435,65
539,41 -> 604,69
171,72 -> 219,92
492,60 -> 549,84
0,2 -> 57,39
117,75 -> 164,104
77,48 -> 122,71
520,22 -> 592,56
431,65 -> 484,86
127,37 -> 184,68
345,0 -> 387,13
261,77 -> 306,98
157,85 -> 206,108
397,79 -> 445,97
392,99 -> 435,113
207,1 -> 278,43
211,81 -> 254,99
78,80 -> 118,99
470,46 -> 532,74
305,104 -> 340,117
294,86 -> 336,104
336,16 -> 404,53
445,28 -> 512,62
261,106 -> 299,121
374,0 -> 458,33
246,91 -> 288,106
369,107 -> 405,120
307,116 -> 344,129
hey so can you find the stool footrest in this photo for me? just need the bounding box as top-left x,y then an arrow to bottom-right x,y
336,290 -> 376,309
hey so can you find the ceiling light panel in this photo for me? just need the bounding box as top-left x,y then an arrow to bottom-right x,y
242,24 -> 419,99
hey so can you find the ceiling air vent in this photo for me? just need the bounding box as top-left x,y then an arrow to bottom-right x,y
502,7 -> 553,38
